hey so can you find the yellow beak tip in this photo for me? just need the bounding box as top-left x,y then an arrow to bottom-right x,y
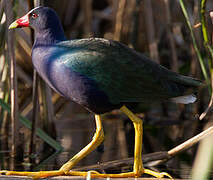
8,21 -> 19,29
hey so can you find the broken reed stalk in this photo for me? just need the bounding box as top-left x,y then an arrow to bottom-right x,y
39,79 -> 56,137
5,0 -> 19,161
113,0 -> 126,41
27,1 -> 40,163
0,53 -> 8,132
130,0 -> 141,48
30,70 -> 39,164
144,0 -> 159,63
164,0 -> 178,72
116,119 -> 128,159
81,0 -> 92,37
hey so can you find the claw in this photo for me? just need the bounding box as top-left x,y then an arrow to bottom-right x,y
160,172 -> 173,179
144,169 -> 173,179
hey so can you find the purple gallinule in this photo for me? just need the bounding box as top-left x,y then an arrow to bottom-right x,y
3,6 -> 202,179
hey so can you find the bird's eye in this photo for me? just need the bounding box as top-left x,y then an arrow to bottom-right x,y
32,13 -> 38,19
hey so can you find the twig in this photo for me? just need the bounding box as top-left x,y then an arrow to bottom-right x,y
193,22 -> 201,28
199,70 -> 213,120
150,125 -> 213,166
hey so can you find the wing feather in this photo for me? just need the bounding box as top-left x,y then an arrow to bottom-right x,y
58,38 -> 199,104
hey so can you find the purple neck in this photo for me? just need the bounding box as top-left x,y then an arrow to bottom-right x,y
34,23 -> 66,45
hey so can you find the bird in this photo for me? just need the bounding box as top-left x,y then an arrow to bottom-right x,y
3,6 -> 202,179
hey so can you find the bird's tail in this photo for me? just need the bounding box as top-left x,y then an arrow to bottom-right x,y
170,74 -> 204,88
169,74 -> 204,104
170,94 -> 197,104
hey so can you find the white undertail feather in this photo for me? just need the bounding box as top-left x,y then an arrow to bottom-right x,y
170,94 -> 197,104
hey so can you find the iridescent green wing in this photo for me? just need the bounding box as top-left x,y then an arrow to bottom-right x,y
59,38 -> 199,104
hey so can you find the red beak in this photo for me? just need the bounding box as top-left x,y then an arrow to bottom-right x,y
9,13 -> 29,29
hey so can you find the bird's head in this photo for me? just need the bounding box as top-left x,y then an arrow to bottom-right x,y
9,6 -> 60,31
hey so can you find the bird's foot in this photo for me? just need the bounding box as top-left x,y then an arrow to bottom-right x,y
0,168 -> 173,179
0,170 -> 64,179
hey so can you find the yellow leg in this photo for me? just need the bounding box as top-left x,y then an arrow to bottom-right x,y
0,107 -> 172,179
120,105 -> 172,179
120,106 -> 144,176
59,114 -> 104,172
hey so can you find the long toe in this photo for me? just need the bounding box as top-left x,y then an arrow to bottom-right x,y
67,171 -> 136,178
144,169 -> 173,179
0,170 -> 64,179
31,170 -> 64,179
